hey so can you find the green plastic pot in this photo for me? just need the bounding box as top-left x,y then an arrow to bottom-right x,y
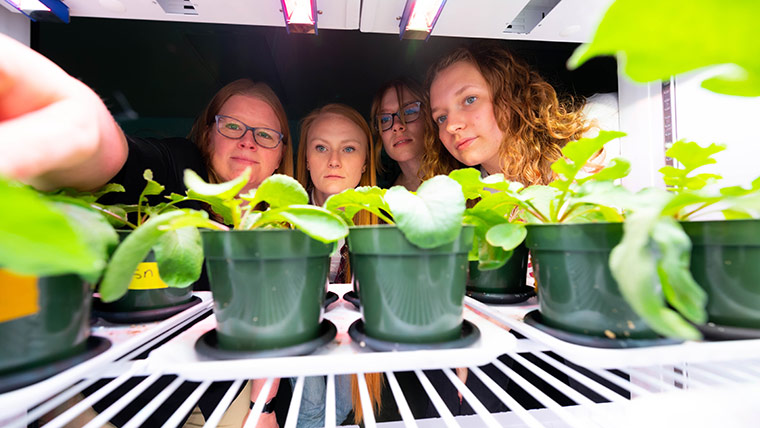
526,223 -> 659,339
347,225 -> 474,343
682,219 -> 760,329
467,243 -> 529,294
201,229 -> 332,351
0,274 -> 91,374
98,231 -> 193,312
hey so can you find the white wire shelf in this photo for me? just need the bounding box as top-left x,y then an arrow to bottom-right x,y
2,285 -> 760,428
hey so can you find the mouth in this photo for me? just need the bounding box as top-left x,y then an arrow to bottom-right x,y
231,157 -> 259,165
324,175 -> 345,179
393,138 -> 413,147
455,137 -> 476,151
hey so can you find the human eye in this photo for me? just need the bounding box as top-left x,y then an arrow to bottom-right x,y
404,103 -> 421,115
378,115 -> 391,125
435,114 -> 447,125
225,121 -> 242,131
315,144 -> 327,153
256,130 -> 274,140
344,146 -> 356,153
464,96 -> 477,105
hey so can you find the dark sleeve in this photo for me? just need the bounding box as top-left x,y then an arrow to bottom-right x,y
98,136 -> 208,207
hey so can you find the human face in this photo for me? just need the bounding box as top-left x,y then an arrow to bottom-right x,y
306,113 -> 368,205
378,87 -> 425,165
209,94 -> 284,193
430,61 -> 505,174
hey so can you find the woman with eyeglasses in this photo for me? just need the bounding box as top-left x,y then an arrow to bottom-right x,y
369,78 -> 427,191
0,36 -> 286,428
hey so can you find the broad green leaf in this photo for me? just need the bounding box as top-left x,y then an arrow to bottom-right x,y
99,210 -> 201,302
255,205 -> 349,243
578,158 -> 631,184
153,227 -> 204,288
385,176 -> 465,249
571,180 -> 636,215
652,218 -> 707,324
242,174 -> 308,209
463,208 -> 511,269
610,200 -> 702,340
448,168 -> 517,200
569,0 -> 760,97
665,141 -> 726,172
471,193 -> 520,218
486,223 -> 527,252
552,131 -> 627,186
184,167 -> 250,200
325,187 -> 393,226
53,202 -> 119,283
0,179 -> 104,277
139,169 -> 165,199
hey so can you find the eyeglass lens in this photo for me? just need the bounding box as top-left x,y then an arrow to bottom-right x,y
378,102 -> 421,132
216,115 -> 282,148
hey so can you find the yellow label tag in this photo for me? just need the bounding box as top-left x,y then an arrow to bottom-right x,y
0,269 -> 40,323
128,262 -> 169,290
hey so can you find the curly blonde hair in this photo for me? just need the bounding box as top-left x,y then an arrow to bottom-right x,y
421,43 -> 591,185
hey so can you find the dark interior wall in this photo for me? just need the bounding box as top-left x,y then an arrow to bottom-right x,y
33,17 -> 617,139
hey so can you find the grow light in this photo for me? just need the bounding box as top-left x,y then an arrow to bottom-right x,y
280,0 -> 318,35
3,0 -> 69,23
399,0 -> 447,41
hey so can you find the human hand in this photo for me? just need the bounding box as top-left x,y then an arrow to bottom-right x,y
0,34 -> 127,190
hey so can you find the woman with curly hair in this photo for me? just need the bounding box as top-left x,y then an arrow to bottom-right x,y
423,43 -> 601,183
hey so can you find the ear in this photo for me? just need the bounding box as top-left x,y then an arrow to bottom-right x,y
362,164 -> 366,173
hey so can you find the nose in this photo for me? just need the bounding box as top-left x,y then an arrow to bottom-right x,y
237,129 -> 258,150
328,151 -> 341,168
445,111 -> 465,134
391,115 -> 406,132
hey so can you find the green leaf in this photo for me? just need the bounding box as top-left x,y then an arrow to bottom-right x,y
99,210 -> 202,302
448,168 -> 518,200
568,0 -> 760,97
651,218 -> 707,324
0,178 -> 105,278
463,208 -> 511,269
184,167 -> 250,200
140,169 -> 165,199
255,205 -> 349,243
385,176 -> 465,249
579,158 -> 631,184
666,141 -> 726,172
516,185 -> 560,223
552,131 -> 627,188
486,223 -> 527,252
609,198 -> 702,340
52,202 -> 119,283
242,174 -> 308,209
153,227 -> 204,288
324,187 -> 393,226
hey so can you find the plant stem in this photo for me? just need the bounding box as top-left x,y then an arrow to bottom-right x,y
92,205 -> 138,229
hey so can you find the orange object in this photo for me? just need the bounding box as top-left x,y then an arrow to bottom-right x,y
0,269 -> 39,323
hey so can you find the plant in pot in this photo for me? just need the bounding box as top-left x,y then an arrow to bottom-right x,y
53,169 -> 213,322
613,140 -> 760,340
469,131 -> 699,345
180,169 -> 348,355
325,175 -> 480,349
446,168 -> 531,305
566,0 -> 760,341
0,177 -> 117,392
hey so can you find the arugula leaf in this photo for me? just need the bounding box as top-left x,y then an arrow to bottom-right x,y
568,0 -> 760,97
324,187 -> 393,226
254,205 -> 349,243
153,227 -> 204,288
241,174 -> 308,209
99,210 -> 207,302
0,178 -> 106,278
385,176 -> 465,249
183,168 -> 250,225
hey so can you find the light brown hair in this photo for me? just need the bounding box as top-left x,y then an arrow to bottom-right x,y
296,103 -> 378,226
188,79 -> 294,182
421,43 -> 592,185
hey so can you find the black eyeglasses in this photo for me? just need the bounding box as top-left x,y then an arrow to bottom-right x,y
376,101 -> 422,132
215,115 -> 284,149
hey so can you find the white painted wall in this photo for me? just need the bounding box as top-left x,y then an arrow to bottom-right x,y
0,5 -> 30,45
674,67 -> 760,188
